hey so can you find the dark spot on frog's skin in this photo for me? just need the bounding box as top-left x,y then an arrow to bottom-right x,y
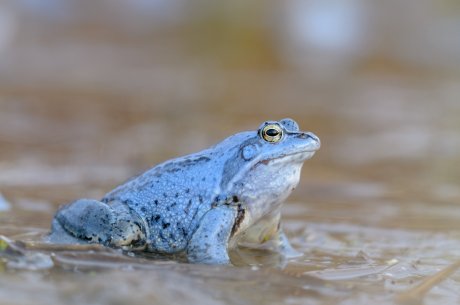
154,200 -> 159,205
231,204 -> 246,236
185,199 -> 192,214
167,168 -> 180,173
162,222 -> 170,229
232,195 -> 239,203
186,188 -> 190,194
193,156 -> 211,163
201,177 -> 206,182
121,199 -> 134,206
190,205 -> 200,220
295,133 -> 311,140
198,195 -> 203,203
181,227 -> 187,236
163,156 -> 210,174
171,202 -> 177,208
129,230 -> 145,247
175,193 -> 179,198
153,215 -> 161,222
141,207 -> 147,213
163,193 -> 168,198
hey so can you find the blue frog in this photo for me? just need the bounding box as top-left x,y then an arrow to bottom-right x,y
49,119 -> 320,264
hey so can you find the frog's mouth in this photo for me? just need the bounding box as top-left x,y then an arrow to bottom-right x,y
259,150 -> 316,165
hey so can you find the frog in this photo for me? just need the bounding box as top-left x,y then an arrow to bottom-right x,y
48,118 -> 320,265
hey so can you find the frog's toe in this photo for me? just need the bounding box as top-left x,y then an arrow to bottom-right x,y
277,229 -> 304,259
47,218 -> 87,244
280,244 -> 303,259
50,199 -> 115,244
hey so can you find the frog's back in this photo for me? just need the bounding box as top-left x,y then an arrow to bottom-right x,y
102,151 -> 223,253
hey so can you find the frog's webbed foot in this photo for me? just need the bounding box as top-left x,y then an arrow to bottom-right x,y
48,218 -> 87,244
237,214 -> 303,260
48,199 -> 146,250
275,228 -> 303,259
186,205 -> 239,265
49,199 -> 114,244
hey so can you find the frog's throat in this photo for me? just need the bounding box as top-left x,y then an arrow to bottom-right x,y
223,150 -> 312,194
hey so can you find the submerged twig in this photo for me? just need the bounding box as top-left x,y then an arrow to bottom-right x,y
396,260 -> 460,305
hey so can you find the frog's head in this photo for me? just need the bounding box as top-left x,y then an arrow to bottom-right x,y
220,118 -> 320,219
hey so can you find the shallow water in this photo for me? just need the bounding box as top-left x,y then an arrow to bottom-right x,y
1,1 -> 460,305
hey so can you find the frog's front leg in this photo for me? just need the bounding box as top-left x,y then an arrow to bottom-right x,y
49,199 -> 146,249
186,205 -> 241,265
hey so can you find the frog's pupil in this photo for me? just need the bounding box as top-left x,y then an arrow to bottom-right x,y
266,128 -> 279,136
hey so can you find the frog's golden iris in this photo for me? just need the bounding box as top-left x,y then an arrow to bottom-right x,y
260,124 -> 283,143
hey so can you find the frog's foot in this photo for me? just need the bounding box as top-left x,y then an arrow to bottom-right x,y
48,199 -> 146,250
49,199 -> 114,244
48,218 -> 87,244
276,228 -> 303,259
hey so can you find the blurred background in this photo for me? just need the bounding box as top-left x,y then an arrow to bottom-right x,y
1,1 -> 460,304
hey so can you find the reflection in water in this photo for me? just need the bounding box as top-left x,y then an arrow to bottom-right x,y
0,1 -> 460,305
0,193 -> 10,211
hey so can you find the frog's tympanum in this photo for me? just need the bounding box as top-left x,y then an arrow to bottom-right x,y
49,119 -> 320,264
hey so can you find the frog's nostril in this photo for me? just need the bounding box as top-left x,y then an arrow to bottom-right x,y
297,133 -> 308,139
297,132 -> 321,147
307,132 -> 320,142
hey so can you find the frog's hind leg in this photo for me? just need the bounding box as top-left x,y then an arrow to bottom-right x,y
49,199 -> 116,245
49,199 -> 146,249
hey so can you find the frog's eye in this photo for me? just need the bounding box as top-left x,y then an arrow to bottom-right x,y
260,124 -> 283,143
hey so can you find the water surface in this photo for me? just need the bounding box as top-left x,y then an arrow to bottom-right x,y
1,1 -> 460,304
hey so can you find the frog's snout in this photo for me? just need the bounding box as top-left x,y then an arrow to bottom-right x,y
306,132 -> 320,146
297,132 -> 321,151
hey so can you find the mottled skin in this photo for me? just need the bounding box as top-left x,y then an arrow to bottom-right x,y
49,119 -> 320,264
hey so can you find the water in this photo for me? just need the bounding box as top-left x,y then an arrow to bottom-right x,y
1,1 -> 460,304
